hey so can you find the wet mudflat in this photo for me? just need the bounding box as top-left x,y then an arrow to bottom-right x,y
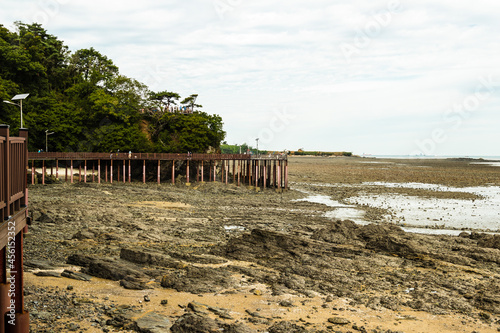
25,156 -> 500,332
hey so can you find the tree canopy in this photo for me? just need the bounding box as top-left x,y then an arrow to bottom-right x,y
0,22 -> 226,153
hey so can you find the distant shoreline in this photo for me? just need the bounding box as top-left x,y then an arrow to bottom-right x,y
365,155 -> 500,160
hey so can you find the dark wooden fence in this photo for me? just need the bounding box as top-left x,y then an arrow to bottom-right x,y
0,125 -> 29,332
28,152 -> 289,189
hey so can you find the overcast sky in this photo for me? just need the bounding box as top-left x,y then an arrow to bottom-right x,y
2,0 -> 500,156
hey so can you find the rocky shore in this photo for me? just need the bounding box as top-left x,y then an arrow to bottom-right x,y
24,157 -> 500,332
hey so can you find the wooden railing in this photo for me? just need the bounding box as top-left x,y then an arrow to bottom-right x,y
0,126 -> 28,221
0,124 -> 29,331
28,152 -> 287,161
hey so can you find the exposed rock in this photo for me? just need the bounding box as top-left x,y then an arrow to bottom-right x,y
268,321 -> 308,333
67,254 -> 148,281
160,266 -> 234,294
327,317 -> 351,325
188,301 -> 209,314
25,259 -> 55,270
61,269 -> 92,281
223,322 -> 258,333
279,300 -> 294,307
72,229 -> 96,240
38,211 -> 55,224
121,248 -> 186,269
478,235 -> 500,250
120,279 -> 149,290
170,313 -> 220,333
34,271 -> 61,278
364,234 -> 427,257
311,219 -> 361,244
135,312 -> 172,333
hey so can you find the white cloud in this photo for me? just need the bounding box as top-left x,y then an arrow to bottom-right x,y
1,0 -> 500,155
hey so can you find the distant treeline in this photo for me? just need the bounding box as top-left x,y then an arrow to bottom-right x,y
290,151 -> 352,156
0,22 -> 225,153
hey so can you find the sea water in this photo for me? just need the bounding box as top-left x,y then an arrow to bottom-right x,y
294,183 -> 500,235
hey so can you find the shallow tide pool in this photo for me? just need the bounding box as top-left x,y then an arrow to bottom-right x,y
294,182 -> 500,235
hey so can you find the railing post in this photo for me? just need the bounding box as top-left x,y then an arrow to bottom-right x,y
233,160 -> 236,184
263,161 -> 267,189
237,160 -> 241,186
0,125 -> 9,222
284,159 -> 288,190
197,162 -> 200,182
225,161 -> 228,185
201,161 -> 204,182
157,160 -> 160,185
277,160 -> 281,190
171,160 -> 175,184
31,161 -> 34,185
42,160 -> 45,185
128,160 -> 131,183
213,162 -> 216,182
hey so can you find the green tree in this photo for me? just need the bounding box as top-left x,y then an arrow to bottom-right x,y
0,22 -> 225,154
69,47 -> 118,86
180,94 -> 202,113
154,111 -> 225,153
149,91 -> 180,113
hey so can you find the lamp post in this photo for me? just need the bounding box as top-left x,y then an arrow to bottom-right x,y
256,138 -> 259,155
45,130 -> 54,152
3,93 -> 29,128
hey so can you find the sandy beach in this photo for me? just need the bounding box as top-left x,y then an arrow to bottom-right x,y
25,156 -> 500,332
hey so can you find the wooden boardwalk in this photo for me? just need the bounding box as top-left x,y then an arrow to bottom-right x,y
28,152 -> 289,190
0,125 -> 29,332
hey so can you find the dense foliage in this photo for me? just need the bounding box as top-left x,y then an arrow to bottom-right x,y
0,22 -> 225,153
290,151 -> 352,156
221,143 -> 254,154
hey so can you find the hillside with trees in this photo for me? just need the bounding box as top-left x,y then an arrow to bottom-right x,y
0,22 -> 225,153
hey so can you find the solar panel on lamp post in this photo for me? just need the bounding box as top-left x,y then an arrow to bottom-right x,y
3,93 -> 29,128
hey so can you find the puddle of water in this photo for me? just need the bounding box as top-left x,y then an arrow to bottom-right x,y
224,225 -> 245,231
293,183 -> 500,235
294,191 -> 367,221
348,183 -> 500,232
324,208 -> 367,223
295,194 -> 352,208
400,227 -> 465,236
470,162 -> 500,167
294,192 -> 367,223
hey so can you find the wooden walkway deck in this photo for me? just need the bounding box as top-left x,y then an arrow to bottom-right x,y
28,152 -> 289,190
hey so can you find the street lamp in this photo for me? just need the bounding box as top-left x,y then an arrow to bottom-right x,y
45,130 -> 54,152
3,93 -> 29,128
256,138 -> 259,155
